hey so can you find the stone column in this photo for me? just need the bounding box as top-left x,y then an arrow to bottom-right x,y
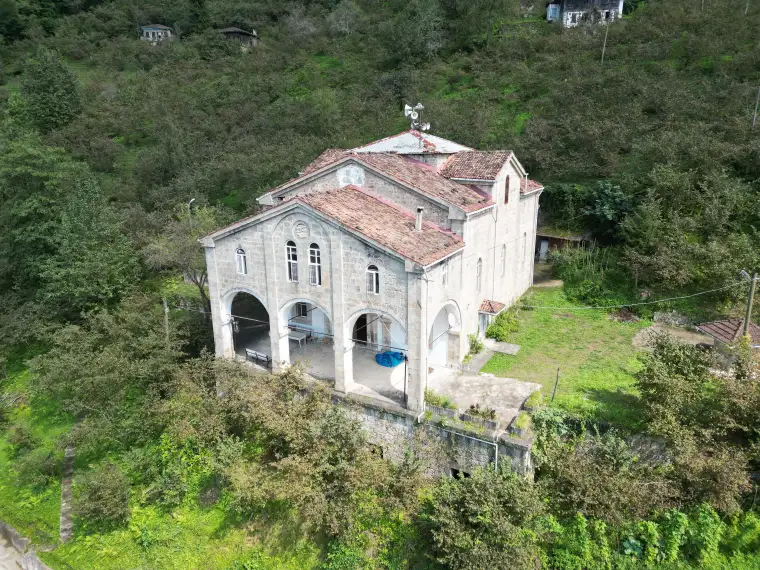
204,245 -> 234,358
406,271 -> 427,413
264,229 -> 289,371
330,232 -> 353,393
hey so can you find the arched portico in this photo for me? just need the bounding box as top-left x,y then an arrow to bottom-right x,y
216,288 -> 270,359
277,297 -> 336,381
340,308 -> 408,406
428,301 -> 463,369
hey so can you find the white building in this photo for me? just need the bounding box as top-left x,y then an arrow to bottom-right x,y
201,130 -> 543,413
547,0 -> 624,27
139,24 -> 172,44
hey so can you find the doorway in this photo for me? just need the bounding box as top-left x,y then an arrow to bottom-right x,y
353,314 -> 368,345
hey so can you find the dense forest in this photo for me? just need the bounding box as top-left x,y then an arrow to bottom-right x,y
1,0 -> 760,568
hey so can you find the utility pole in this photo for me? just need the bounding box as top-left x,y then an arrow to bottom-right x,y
753,86 -> 760,128
601,21 -> 610,65
746,0 -> 750,16
743,273 -> 757,337
162,297 -> 170,351
551,368 -> 560,402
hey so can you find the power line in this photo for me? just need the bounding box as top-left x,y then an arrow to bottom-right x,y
521,281 -> 748,311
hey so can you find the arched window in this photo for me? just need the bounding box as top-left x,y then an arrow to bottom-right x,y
476,258 -> 483,292
235,248 -> 247,275
441,260 -> 448,287
500,245 -> 506,276
366,264 -> 380,295
286,241 -> 298,282
504,176 -> 510,204
308,243 -> 322,286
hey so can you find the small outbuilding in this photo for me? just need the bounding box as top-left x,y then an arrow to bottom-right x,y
140,24 -> 172,44
546,0 -> 623,27
696,318 -> 760,350
535,225 -> 591,261
219,27 -> 259,49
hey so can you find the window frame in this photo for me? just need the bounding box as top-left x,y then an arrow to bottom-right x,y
476,258 -> 483,292
295,302 -> 308,318
286,241 -> 299,282
366,264 -> 380,295
235,248 -> 247,275
504,176 -> 509,204
500,245 -> 506,276
308,243 -> 322,286
441,260 -> 448,287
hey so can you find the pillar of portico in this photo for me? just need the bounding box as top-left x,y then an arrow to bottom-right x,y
204,244 -> 235,359
406,271 -> 428,413
264,230 -> 289,371
329,233 -> 353,393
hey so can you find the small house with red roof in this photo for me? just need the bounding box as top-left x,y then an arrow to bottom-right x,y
200,129 -> 542,413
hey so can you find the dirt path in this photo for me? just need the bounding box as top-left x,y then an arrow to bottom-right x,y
633,323 -> 714,350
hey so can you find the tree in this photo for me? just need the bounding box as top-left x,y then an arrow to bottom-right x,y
0,126 -> 89,292
143,204 -> 223,313
422,464 -> 546,570
16,48 -> 82,132
38,179 -> 141,318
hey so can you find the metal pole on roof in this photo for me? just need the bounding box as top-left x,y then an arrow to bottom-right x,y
743,273 -> 757,337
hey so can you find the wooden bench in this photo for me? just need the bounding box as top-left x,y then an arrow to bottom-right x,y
245,348 -> 272,367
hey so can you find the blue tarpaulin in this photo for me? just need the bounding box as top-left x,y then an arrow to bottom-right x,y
375,351 -> 405,368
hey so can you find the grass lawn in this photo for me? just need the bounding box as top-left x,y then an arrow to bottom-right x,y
0,359 -> 321,570
481,287 -> 651,427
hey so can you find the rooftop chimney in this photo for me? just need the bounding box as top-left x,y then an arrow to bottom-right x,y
415,207 -> 424,231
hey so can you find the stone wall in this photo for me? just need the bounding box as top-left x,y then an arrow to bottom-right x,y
343,395 -> 533,476
0,521 -> 53,570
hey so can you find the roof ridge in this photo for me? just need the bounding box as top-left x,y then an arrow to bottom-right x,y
343,184 -> 463,240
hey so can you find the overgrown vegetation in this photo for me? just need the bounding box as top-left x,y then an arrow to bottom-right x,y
1,0 -> 760,567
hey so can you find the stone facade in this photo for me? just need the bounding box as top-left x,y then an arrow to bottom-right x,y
202,132 -> 541,415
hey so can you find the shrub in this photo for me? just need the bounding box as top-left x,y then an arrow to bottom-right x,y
14,448 -> 61,489
75,462 -> 131,527
7,423 -> 40,458
485,310 -> 519,342
513,411 -> 531,431
467,333 -> 483,355
425,388 -> 456,410
524,390 -> 543,410
466,403 -> 496,420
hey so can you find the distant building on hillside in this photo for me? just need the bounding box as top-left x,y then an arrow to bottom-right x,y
219,27 -> 259,49
140,24 -> 173,44
546,0 -> 624,27
535,225 -> 591,261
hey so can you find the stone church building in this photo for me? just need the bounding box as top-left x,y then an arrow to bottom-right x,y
201,130 -> 543,414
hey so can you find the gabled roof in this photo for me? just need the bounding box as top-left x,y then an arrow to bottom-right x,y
219,27 -> 257,36
696,318 -> 760,347
302,186 -> 463,265
479,300 -> 506,315
440,151 -> 512,181
522,179 -> 543,194
204,186 -> 464,267
301,149 -> 347,175
352,130 -> 472,155
271,151 -> 493,214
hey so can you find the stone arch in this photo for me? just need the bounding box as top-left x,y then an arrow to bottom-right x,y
428,300 -> 463,368
345,307 -> 407,346
222,288 -> 271,360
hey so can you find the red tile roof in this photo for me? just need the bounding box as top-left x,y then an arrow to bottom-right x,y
479,300 -> 506,315
302,149 -> 347,175
521,179 -> 544,194
696,318 -> 760,346
272,150 -> 493,214
301,186 -> 464,266
354,153 -> 492,213
440,151 -> 512,180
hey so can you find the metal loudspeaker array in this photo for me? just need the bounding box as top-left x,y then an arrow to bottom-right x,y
404,103 -> 430,132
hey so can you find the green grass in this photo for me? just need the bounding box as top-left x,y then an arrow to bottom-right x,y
0,362 -> 321,570
481,287 -> 650,427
